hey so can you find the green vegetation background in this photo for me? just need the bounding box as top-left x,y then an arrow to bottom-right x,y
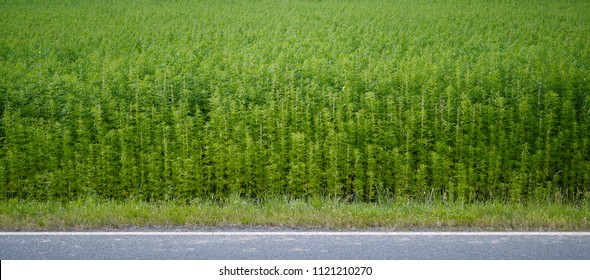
1,0 -> 589,209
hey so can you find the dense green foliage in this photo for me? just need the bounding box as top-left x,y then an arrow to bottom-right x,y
1,0 -> 589,203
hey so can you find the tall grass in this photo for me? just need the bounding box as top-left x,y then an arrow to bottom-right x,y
1,0 -> 589,203
1,197 -> 589,230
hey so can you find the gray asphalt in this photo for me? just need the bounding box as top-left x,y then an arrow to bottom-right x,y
1,232 -> 589,260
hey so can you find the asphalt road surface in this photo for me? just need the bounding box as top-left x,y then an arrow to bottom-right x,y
1,231 -> 589,260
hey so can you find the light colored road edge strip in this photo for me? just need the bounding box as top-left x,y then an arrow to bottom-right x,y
1,232 -> 590,236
